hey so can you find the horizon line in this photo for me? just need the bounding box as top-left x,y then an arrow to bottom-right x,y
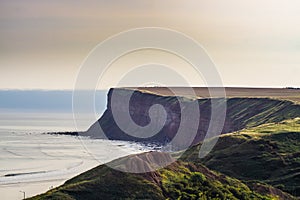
0,86 -> 299,91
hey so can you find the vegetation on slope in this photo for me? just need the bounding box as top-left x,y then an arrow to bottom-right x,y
226,98 -> 300,130
159,162 -> 284,200
182,118 -> 300,197
29,158 -> 286,200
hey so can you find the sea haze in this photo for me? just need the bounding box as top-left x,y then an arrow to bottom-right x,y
0,90 -> 108,114
0,90 -> 108,132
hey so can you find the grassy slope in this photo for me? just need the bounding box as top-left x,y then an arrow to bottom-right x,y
224,98 -> 300,132
182,118 -> 300,197
29,159 -> 287,200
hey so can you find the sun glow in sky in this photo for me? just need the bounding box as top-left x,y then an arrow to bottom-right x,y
0,0 -> 300,89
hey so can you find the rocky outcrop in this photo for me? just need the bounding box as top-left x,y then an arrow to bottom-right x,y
85,88 -> 300,146
108,151 -> 175,173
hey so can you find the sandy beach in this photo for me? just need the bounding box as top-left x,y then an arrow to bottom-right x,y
0,113 -> 150,200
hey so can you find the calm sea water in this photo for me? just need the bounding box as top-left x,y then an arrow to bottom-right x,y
0,112 -> 150,200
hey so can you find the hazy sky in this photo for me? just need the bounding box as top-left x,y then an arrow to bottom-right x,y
0,0 -> 299,89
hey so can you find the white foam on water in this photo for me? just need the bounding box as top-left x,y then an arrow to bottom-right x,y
0,112 -> 155,200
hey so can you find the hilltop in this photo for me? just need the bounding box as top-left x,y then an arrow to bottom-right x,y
126,87 -> 300,103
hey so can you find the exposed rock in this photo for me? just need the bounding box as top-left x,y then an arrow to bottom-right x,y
84,88 -> 300,147
108,151 -> 175,173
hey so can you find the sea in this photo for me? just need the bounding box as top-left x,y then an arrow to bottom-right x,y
0,93 -> 153,200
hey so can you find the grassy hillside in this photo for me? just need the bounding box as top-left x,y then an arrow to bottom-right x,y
225,98 -> 300,131
28,155 -> 291,200
182,118 -> 300,197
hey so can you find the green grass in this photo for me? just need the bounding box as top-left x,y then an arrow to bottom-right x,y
30,164 -> 165,200
159,162 -> 277,200
225,98 -> 300,131
181,118 -> 300,197
29,160 -> 284,200
243,118 -> 300,135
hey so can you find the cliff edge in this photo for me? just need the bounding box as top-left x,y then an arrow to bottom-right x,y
84,88 -> 300,145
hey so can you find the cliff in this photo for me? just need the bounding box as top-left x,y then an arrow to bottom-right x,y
85,88 -> 300,145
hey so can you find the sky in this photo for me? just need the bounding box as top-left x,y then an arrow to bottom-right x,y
0,0 -> 300,89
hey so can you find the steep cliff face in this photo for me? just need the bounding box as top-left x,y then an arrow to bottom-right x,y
85,88 -> 300,145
